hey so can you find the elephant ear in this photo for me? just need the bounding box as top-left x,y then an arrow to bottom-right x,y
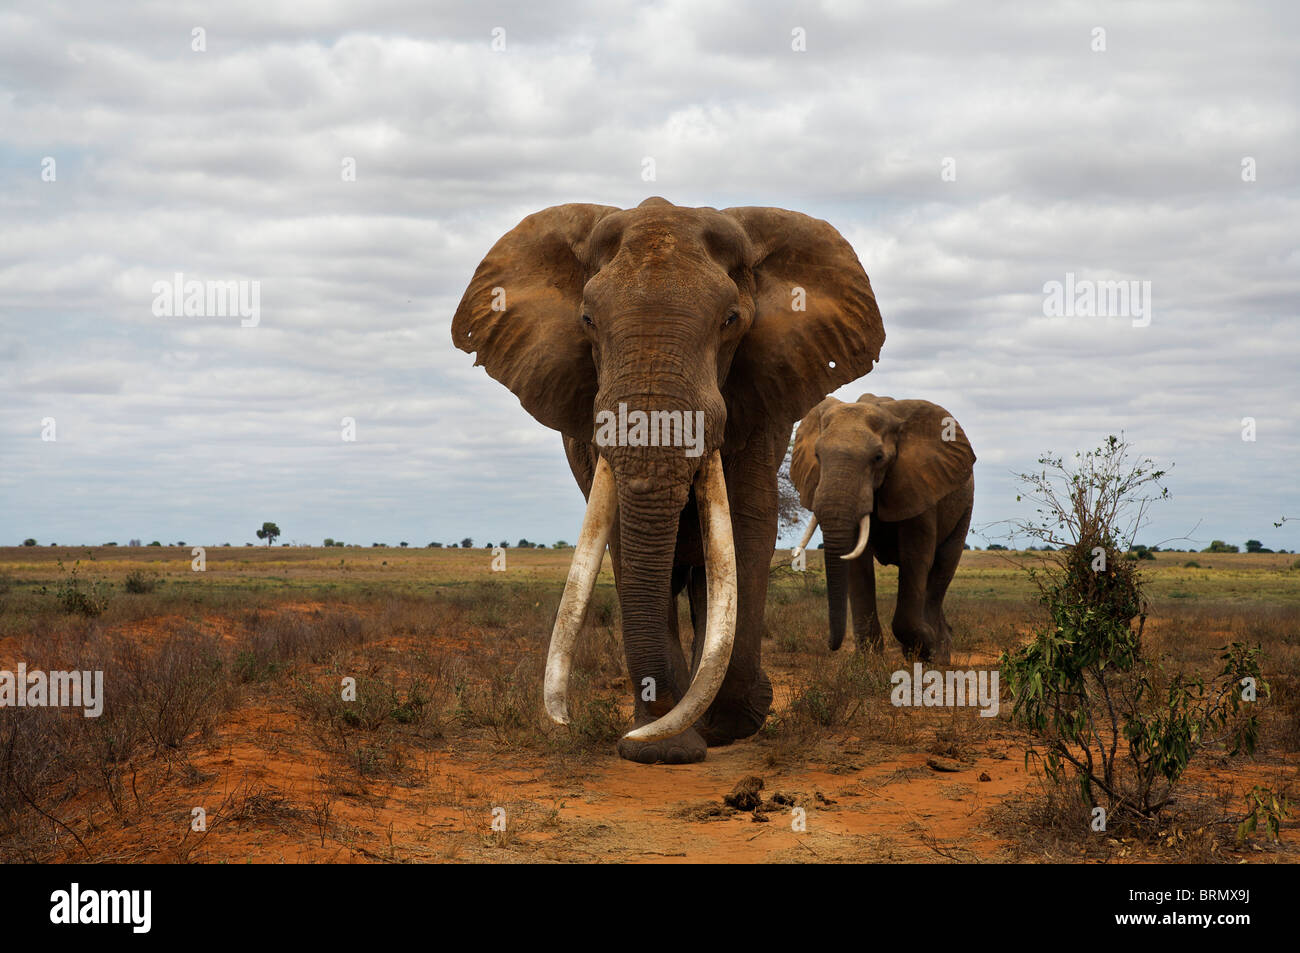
721,207 -> 885,442
790,397 -> 839,510
874,398 -> 976,523
451,203 -> 620,439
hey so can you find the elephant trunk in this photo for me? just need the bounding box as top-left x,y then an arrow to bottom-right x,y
544,447 -> 737,745
621,451 -> 736,743
821,519 -> 859,651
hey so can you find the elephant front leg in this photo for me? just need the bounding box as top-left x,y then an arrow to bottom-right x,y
848,550 -> 884,651
696,449 -> 775,746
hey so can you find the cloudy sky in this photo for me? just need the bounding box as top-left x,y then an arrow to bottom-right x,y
2,0 -> 1296,551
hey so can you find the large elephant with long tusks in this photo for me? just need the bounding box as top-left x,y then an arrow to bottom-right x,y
452,198 -> 885,763
790,394 -> 975,664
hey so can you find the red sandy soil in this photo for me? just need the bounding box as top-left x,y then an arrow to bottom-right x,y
42,606 -> 1293,865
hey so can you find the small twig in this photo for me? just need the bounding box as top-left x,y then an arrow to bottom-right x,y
796,838 -> 821,857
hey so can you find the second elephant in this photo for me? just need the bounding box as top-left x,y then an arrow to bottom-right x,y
790,394 -> 975,664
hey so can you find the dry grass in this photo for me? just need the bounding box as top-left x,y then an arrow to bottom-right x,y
0,545 -> 1295,862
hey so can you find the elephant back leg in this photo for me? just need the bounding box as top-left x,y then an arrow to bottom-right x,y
686,564 -> 707,674
891,512 -> 939,662
848,548 -> 884,651
923,503 -> 972,665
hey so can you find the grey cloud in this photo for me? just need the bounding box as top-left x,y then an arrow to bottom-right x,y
1,0 -> 1296,550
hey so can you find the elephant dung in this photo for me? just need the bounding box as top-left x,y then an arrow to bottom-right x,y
926,756 -> 965,773
723,775 -> 766,811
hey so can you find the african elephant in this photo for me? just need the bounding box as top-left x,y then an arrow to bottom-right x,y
790,394 -> 975,664
452,198 -> 885,763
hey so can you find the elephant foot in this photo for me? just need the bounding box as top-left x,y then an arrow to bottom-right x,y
909,639 -> 951,667
924,643 -> 952,666
616,723 -> 707,764
698,670 -> 773,746
856,622 -> 885,652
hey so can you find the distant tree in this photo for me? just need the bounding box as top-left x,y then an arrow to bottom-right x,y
323,538 -> 335,547
149,540 -> 162,547
1244,539 -> 1264,553
128,539 -> 141,547
461,537 -> 473,549
552,540 -> 569,549
498,539 -> 508,548
222,542 -> 231,547
256,522 -> 281,547
176,541 -> 185,547
776,437 -> 807,536
517,538 -> 531,549
449,543 -> 458,548
103,542 -> 118,546
244,542 -> 254,547
22,538 -> 36,546
400,541 -> 408,548
987,543 -> 1008,551
1203,540 -> 1239,553
428,542 -> 442,548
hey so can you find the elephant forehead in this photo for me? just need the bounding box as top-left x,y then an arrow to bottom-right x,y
589,203 -> 750,267
823,403 -> 896,437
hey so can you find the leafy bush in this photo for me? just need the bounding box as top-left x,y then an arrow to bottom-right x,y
52,561 -> 110,617
123,569 -> 161,594
1238,785 -> 1290,843
1000,436 -> 1267,820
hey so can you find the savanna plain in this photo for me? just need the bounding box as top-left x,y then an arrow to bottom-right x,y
0,544 -> 1295,863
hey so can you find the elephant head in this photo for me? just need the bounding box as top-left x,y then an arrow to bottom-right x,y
452,198 -> 884,746
790,394 -> 975,649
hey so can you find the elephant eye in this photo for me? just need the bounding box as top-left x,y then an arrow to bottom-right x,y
722,309 -> 740,329
581,312 -> 595,328
873,451 -> 885,463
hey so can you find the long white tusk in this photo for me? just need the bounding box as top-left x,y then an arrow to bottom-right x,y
622,450 -> 737,743
841,514 -> 871,561
791,513 -> 818,560
543,455 -> 617,725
